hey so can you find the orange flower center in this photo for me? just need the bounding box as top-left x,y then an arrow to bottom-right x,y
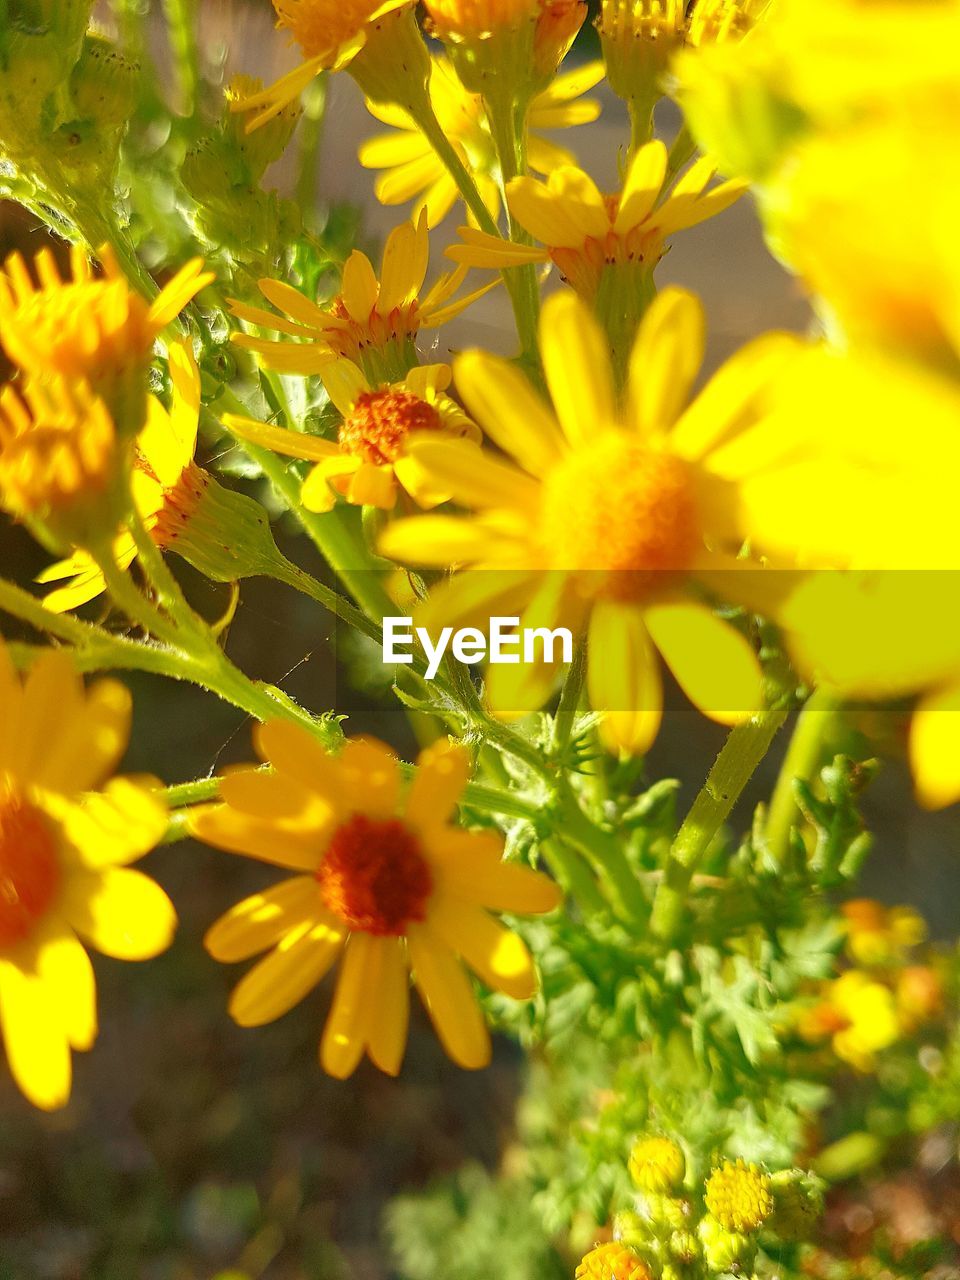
148,459 -> 209,547
272,0 -> 384,59
317,814 -> 433,935
0,791 -> 61,949
539,434 -> 700,599
339,390 -> 442,466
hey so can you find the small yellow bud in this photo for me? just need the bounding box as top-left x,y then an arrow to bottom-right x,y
767,1170 -> 824,1243
697,1213 -> 754,1272
704,1159 -> 773,1234
629,1136 -> 687,1194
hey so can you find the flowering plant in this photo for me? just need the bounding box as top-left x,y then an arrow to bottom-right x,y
1,0 -> 959,1275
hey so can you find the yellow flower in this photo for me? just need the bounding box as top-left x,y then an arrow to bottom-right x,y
448,140 -> 746,301
230,0 -> 429,133
597,0 -> 766,116
629,1135 -> 686,1193
799,970 -> 900,1072
575,1242 -> 652,1280
0,244 -> 212,430
841,899 -> 926,969
424,0 -> 540,38
34,342 -> 204,612
224,361 -> 479,513
191,728 -> 561,1078
229,213 -> 494,384
704,1160 -> 773,1234
0,640 -> 174,1110
360,56 -> 604,227
0,375 -> 118,546
895,965 -> 943,1033
379,288 -> 806,753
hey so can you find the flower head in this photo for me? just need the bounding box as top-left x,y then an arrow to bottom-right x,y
0,245 -> 212,433
225,361 -> 479,513
35,342 -> 204,611
191,727 -> 561,1078
360,56 -> 603,227
841,899 -> 926,968
0,640 -> 174,1109
576,1242 -> 652,1280
380,287 -> 806,753
448,140 -> 746,300
231,0 -> 428,132
799,970 -> 901,1072
704,1160 -> 773,1234
629,1135 -> 686,1193
0,375 -> 118,546
230,213 -> 494,384
424,0 -> 539,38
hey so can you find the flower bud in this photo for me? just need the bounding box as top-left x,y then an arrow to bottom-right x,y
703,1159 -> 773,1234
698,1213 -> 754,1272
576,1241 -> 653,1280
766,1170 -> 824,1243
225,74 -> 302,179
629,1136 -> 687,1194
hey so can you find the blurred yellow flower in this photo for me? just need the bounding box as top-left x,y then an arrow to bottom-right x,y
629,1135 -> 686,1193
230,0 -> 426,132
379,288 -> 811,753
230,213 -> 494,384
35,342 -> 203,612
0,245 -> 212,430
576,1242 -> 652,1280
225,360 -> 479,513
360,56 -> 603,227
799,970 -> 900,1072
424,0 -> 539,38
841,899 -> 926,968
448,140 -> 745,301
0,641 -> 174,1110
191,727 -> 561,1078
0,375 -> 118,545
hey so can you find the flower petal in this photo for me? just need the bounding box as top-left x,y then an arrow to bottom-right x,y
643,600 -> 762,724
588,601 -> 663,755
428,895 -> 538,999
35,923 -> 97,1051
540,292 -> 616,447
228,916 -> 344,1026
0,957 -> 72,1110
320,932 -> 379,1078
365,936 -> 409,1076
405,739 -> 470,829
188,804 -> 326,871
454,351 -> 563,473
628,287 -> 705,436
911,682 -> 960,810
407,924 -> 491,1069
60,867 -> 177,961
204,875 -> 322,962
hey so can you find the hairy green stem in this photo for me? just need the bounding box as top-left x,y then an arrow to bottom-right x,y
765,687 -> 836,864
650,692 -> 793,942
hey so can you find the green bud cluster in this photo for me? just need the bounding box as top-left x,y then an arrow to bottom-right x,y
608,1136 -> 823,1278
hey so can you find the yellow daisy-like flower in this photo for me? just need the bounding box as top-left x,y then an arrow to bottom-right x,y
798,970 -> 900,1073
360,56 -> 604,227
34,342 -> 204,612
379,288 -> 805,753
841,899 -> 926,969
224,360 -> 479,513
0,640 -> 175,1110
0,374 -> 118,546
629,1135 -> 686,1194
0,245 -> 213,431
229,213 -> 494,384
447,139 -> 746,300
576,1242 -> 652,1280
190,727 -> 561,1078
704,1160 -> 773,1234
230,0 -> 426,132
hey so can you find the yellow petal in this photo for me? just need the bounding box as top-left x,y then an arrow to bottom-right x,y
587,601 -> 662,755
319,359 -> 368,418
506,174 -> 586,247
224,415 -> 340,463
405,739 -> 470,828
427,829 -> 562,914
379,514 -> 495,567
427,895 -> 537,999
340,251 -> 380,322
0,958 -> 72,1110
218,765 -> 323,822
60,867 -> 177,961
255,720 -> 344,805
365,936 -> 409,1076
407,924 -> 491,1069
540,292 -> 616,447
204,876 -> 322,962
615,140 -> 669,235
910,682 -> 960,810
643,600 -> 762,724
546,168 -> 609,239
61,778 -> 168,869
454,350 -> 563,473
228,917 -> 344,1026
320,932 -> 379,1078
188,804 -> 326,871
628,287 -> 705,436
338,737 -> 401,817
401,438 -> 539,512
35,924 -> 97,1051
378,219 -> 418,313
34,676 -> 131,795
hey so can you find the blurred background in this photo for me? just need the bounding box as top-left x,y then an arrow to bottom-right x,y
2,2 -> 960,1276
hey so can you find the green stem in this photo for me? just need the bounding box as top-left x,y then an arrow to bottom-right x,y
161,0 -> 200,122
628,96 -> 656,156
555,780 -> 647,924
542,837 -> 606,917
552,635 -> 586,755
765,687 -> 836,865
650,692 -> 793,942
